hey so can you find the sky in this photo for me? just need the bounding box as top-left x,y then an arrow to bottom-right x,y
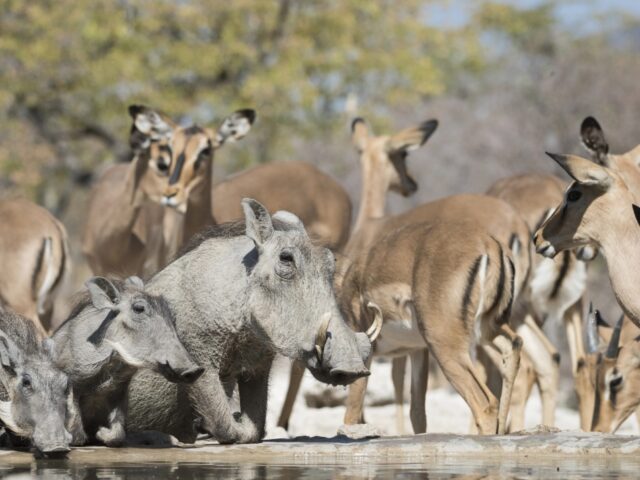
425,0 -> 640,32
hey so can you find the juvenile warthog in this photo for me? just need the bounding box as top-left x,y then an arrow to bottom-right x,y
0,310 -> 73,456
127,199 -> 373,444
51,276 -> 202,446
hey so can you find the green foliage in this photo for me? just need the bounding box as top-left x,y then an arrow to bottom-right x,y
0,0 -> 483,201
474,1 -> 555,55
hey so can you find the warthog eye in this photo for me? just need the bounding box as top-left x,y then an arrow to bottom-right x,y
132,302 -> 146,314
567,190 -> 582,202
279,251 -> 294,264
21,374 -> 33,393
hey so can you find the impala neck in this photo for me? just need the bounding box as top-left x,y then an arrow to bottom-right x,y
183,159 -> 215,241
353,162 -> 388,233
599,208 -> 640,328
346,162 -> 389,258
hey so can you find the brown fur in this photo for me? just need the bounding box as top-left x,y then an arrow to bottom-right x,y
0,198 -> 70,335
488,173 -> 589,429
342,219 -> 521,434
212,161 -> 352,252
83,108 -> 253,278
275,117 -> 437,430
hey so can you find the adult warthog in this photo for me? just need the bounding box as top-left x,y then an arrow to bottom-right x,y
127,199 -> 373,444
0,310 -> 74,456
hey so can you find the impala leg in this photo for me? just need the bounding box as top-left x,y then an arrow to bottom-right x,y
516,317 -> 558,427
508,351 -> 536,432
409,349 -> 429,434
430,343 -> 498,435
483,323 -> 522,434
564,299 -> 585,374
343,355 -> 373,424
276,360 -> 305,431
391,356 -> 407,435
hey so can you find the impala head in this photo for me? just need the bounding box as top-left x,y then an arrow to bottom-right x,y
588,311 -> 640,433
351,117 -> 438,197
128,105 -> 256,213
534,152 -> 635,258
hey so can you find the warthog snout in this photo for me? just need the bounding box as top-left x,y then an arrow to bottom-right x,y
329,366 -> 371,386
32,428 -> 72,458
308,314 -> 374,386
157,361 -> 204,384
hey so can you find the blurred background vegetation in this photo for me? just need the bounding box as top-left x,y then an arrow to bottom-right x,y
2,1 -> 640,390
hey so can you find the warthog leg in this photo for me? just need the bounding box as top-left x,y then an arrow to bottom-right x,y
189,369 -> 259,444
238,363 -> 272,442
96,393 -> 127,447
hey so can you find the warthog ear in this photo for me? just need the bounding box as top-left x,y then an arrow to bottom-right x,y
386,119 -> 439,154
0,329 -> 22,377
272,210 -> 308,237
580,116 -> 609,165
351,118 -> 369,152
125,276 -> 145,289
242,198 -> 274,247
212,109 -> 256,148
86,277 -> 121,311
128,105 -> 175,151
545,152 -> 612,189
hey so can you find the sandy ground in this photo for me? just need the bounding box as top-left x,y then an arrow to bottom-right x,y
264,358 -> 639,439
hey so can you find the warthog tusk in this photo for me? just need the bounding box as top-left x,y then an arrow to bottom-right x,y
314,313 -> 332,362
366,302 -> 383,342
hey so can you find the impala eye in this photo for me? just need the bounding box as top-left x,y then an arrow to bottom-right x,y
157,160 -> 169,172
567,190 -> 582,202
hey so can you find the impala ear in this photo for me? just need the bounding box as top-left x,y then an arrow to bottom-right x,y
351,118 -> 369,152
633,205 -> 640,227
546,152 -> 612,189
128,105 -> 175,151
212,109 -> 256,148
580,116 -> 609,165
386,119 -> 439,153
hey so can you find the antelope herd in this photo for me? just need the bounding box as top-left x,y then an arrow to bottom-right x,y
1,106 -> 640,457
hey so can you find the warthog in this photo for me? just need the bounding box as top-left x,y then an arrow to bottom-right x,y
127,199 -> 373,443
0,309 -> 73,456
50,276 -> 203,446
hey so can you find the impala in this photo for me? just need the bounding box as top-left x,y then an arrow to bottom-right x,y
0,198 -> 70,335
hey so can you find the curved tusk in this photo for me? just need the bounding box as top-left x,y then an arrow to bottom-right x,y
314,313 -> 332,361
366,302 -> 384,342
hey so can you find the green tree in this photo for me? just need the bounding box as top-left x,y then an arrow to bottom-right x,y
0,0 -> 483,207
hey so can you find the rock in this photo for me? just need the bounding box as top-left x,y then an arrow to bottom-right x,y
337,423 -> 382,439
